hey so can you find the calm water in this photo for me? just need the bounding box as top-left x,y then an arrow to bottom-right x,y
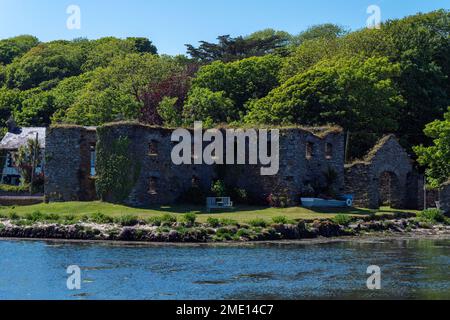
0,238 -> 449,300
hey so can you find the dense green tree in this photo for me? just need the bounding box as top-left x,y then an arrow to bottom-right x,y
62,88 -> 141,125
414,108 -> 450,188
280,37 -> 341,82
190,55 -> 282,117
186,30 -> 290,62
245,56 -> 404,158
59,53 -> 181,125
0,88 -> 23,129
4,41 -> 85,90
384,10 -> 450,149
183,87 -> 234,125
126,37 -> 157,54
157,97 -> 183,127
291,24 -> 348,46
50,72 -> 93,122
80,37 -> 154,72
14,90 -> 56,127
0,35 -> 39,65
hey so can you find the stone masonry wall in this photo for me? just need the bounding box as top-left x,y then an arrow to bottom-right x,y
440,181 -> 450,215
46,123 -> 345,207
45,126 -> 97,202
225,128 -> 345,205
344,135 -> 417,209
96,123 -> 217,206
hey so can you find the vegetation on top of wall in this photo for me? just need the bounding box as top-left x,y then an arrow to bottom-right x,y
95,131 -> 141,202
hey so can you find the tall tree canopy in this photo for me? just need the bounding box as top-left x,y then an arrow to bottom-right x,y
244,56 -> 404,158
0,10 -> 448,168
0,35 -> 39,65
186,29 -> 291,62
187,54 -> 282,122
414,108 -> 450,188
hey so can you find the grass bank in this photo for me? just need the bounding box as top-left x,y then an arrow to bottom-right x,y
0,201 -> 420,224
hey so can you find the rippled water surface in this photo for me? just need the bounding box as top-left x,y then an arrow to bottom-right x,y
0,238 -> 449,299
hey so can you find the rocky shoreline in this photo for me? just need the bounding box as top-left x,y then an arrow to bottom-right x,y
1,215 -> 449,243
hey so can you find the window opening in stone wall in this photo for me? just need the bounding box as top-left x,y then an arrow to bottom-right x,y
149,140 -> 159,156
325,143 -> 333,160
149,177 -> 158,195
306,142 -> 314,159
90,145 -> 96,177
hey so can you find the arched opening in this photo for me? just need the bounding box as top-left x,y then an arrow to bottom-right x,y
378,171 -> 401,208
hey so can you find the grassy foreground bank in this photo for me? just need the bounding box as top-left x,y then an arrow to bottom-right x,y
0,201 -> 420,223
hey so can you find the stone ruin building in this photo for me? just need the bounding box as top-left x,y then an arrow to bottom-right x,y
344,135 -> 424,210
43,122 -> 447,211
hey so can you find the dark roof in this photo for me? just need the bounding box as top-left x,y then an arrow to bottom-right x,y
0,127 -> 46,150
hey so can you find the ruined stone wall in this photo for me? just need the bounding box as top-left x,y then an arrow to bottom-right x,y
45,126 -> 97,202
96,123 -> 217,207
440,181 -> 450,215
225,128 -> 345,205
344,163 -> 373,208
45,123 -> 345,207
344,135 -> 418,209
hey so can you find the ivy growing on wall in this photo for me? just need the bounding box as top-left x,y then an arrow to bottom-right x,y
95,134 -> 141,202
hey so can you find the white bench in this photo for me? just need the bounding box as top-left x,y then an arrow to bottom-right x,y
206,197 -> 234,212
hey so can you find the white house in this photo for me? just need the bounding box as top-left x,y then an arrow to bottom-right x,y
0,125 -> 46,185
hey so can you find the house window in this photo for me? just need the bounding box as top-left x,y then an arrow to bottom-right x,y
90,145 -> 96,177
325,143 -> 333,160
149,140 -> 158,156
149,177 -> 158,195
306,142 -> 314,159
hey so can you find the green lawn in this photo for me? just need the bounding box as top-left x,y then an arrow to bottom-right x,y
0,201 -> 420,223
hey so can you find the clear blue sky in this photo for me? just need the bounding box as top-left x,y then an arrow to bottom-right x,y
0,0 -> 448,55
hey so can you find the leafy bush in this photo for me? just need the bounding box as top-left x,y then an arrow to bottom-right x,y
236,228 -> 251,238
231,188 -> 248,204
14,219 -> 33,226
44,213 -> 61,222
417,209 -> 446,224
182,212 -> 197,225
89,212 -> 114,224
8,212 -> 19,220
115,214 -> 139,226
24,211 -> 44,222
216,227 -> 235,240
219,218 -> 238,226
248,218 -> 267,228
211,180 -> 227,197
266,189 -> 291,208
332,214 -> 352,226
161,213 -> 177,225
272,216 -> 291,224
146,216 -> 162,226
62,214 -> 77,224
206,217 -> 220,228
